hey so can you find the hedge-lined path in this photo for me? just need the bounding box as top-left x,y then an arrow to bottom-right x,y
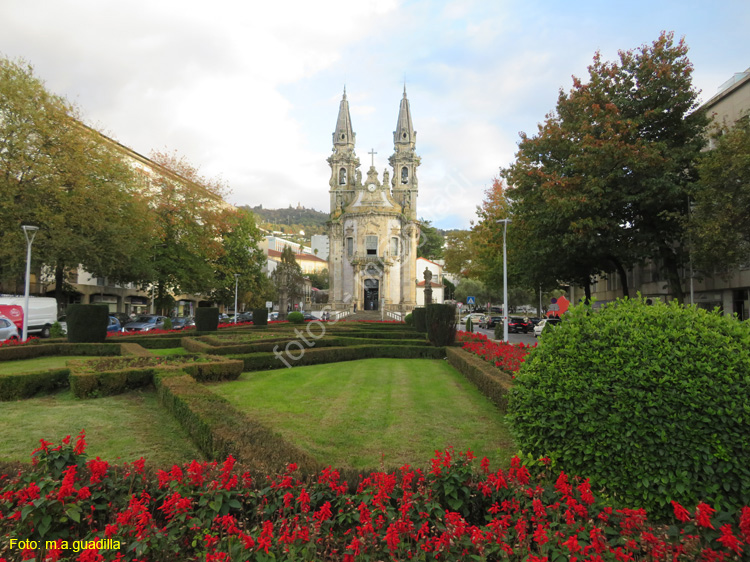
211,357 -> 514,471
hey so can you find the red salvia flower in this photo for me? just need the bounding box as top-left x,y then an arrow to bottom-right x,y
671,500 -> 691,523
695,502 -> 716,529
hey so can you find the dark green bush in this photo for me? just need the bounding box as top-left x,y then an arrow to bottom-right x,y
162,317 -> 173,331
287,311 -> 304,324
66,304 -> 108,343
508,297 -> 750,516
195,307 -> 219,332
425,304 -> 456,347
404,313 -> 413,326
253,308 -> 268,326
412,308 -> 426,333
465,317 -> 473,333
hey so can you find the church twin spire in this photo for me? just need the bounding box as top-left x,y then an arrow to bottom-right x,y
333,86 -> 355,147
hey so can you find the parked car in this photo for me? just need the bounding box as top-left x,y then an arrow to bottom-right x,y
235,311 -> 254,323
171,316 -> 195,330
123,315 -> 168,333
107,316 -> 122,333
480,315 -> 503,329
302,312 -> 316,321
459,312 -> 485,325
109,312 -> 129,326
0,296 -> 57,338
0,315 -> 20,343
508,316 -> 532,334
533,317 -> 562,338
269,312 -> 279,321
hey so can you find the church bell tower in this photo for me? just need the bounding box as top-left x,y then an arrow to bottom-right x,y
389,86 -> 420,219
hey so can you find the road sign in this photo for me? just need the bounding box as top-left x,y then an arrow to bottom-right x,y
266,301 -> 273,309
466,296 -> 475,305
457,302 -> 463,309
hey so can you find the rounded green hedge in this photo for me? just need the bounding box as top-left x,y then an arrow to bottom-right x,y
287,311 -> 304,324
508,297 -> 750,515
66,304 -> 108,343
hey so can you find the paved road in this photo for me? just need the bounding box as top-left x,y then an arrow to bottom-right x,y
458,323 -> 538,346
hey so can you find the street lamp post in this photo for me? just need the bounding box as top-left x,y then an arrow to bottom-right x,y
234,274 -> 240,324
22,225 -> 40,342
496,218 -> 512,342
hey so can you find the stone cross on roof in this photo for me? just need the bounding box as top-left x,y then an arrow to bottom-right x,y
368,148 -> 377,167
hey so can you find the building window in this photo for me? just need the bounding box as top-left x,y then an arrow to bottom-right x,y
401,167 -> 408,184
339,168 -> 346,185
366,235 -> 378,256
390,236 -> 399,256
346,237 -> 353,258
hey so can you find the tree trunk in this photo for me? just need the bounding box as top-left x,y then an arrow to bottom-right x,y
661,248 -> 684,303
583,282 -> 592,304
609,257 -> 630,299
54,264 -> 65,311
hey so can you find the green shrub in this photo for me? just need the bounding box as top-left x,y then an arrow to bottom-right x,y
508,297 -> 750,516
50,322 -> 66,339
162,317 -> 173,331
465,317 -> 473,333
253,308 -> 268,326
287,311 -> 304,324
493,321 -> 503,340
404,313 -> 413,326
195,308 -> 219,332
66,304 -> 108,343
425,304 -> 456,347
412,308 -> 426,333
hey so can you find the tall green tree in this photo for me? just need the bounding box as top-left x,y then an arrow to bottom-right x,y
272,246 -> 304,319
417,219 -> 444,259
0,57 -> 153,303
210,208 -> 267,309
503,32 -> 708,302
690,117 -> 750,273
146,150 -> 230,311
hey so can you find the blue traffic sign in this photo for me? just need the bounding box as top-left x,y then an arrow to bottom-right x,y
466,296 -> 475,305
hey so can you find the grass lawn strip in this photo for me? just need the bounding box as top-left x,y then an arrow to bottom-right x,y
0,356 -> 87,375
211,358 -> 514,471
0,389 -> 203,466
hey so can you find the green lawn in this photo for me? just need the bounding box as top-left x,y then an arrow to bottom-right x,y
150,347 -> 189,356
0,356 -> 87,375
211,358 -> 515,471
0,389 -> 203,467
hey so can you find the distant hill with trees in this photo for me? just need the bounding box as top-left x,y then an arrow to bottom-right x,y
244,204 -> 329,236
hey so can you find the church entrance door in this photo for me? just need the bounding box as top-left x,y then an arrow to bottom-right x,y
364,279 -> 379,311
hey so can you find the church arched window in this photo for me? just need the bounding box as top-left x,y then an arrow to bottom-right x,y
339,168 -> 347,185
346,237 -> 353,258
390,237 -> 399,256
401,167 -> 409,184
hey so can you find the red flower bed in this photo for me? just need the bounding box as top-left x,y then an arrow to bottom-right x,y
1,434 -> 747,561
457,331 -> 535,373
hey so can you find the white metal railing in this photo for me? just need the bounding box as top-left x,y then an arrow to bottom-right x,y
386,310 -> 404,322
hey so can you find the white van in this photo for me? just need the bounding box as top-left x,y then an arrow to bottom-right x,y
0,296 -> 58,338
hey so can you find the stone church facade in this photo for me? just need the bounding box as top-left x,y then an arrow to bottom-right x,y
327,88 -> 420,312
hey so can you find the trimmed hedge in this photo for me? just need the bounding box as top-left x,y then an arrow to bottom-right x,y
68,355 -> 244,398
0,369 -> 70,401
66,304 -> 109,343
253,308 -> 268,326
0,342 -> 120,362
412,307 -> 426,333
155,371 -> 319,472
230,344 -> 446,372
69,368 -> 154,399
508,297 -> 750,516
195,307 -> 219,332
445,347 -> 514,413
426,303 -> 457,346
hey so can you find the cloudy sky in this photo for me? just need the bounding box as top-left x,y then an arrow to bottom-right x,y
1,0 -> 748,229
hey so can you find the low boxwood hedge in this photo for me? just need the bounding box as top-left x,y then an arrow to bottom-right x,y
0,369 -> 70,401
230,344 -> 446,372
0,342 -> 120,362
445,347 -> 514,413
